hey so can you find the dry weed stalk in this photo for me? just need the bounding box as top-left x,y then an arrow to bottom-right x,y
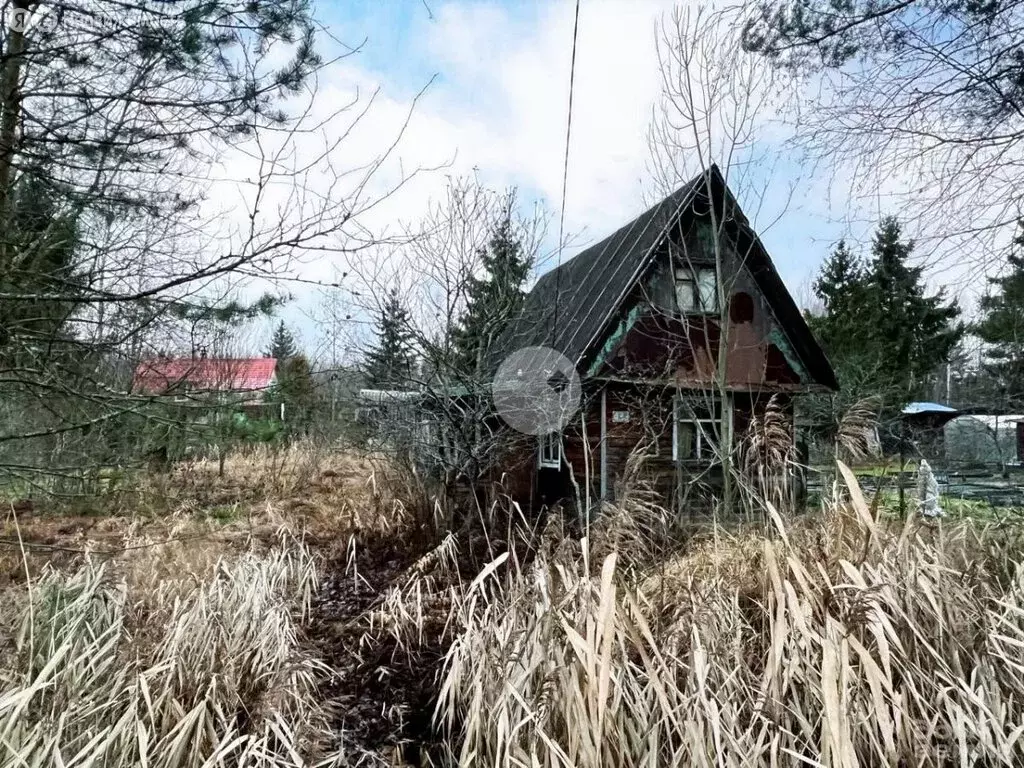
836,396 -> 882,463
437,463 -> 1024,767
363,532 -> 461,649
0,528 -> 344,767
739,393 -> 795,512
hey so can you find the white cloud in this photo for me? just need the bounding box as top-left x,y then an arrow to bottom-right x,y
212,0 -> 871,351
417,0 -> 675,239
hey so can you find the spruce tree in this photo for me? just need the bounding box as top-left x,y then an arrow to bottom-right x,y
805,240 -> 887,437
266,321 -> 298,361
866,217 -> 962,402
365,288 -> 415,388
976,220 -> 1024,406
809,240 -> 870,363
806,219 -> 963,412
278,354 -> 316,427
450,209 -> 532,377
263,321 -> 314,427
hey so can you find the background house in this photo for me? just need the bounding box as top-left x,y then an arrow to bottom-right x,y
132,356 -> 280,419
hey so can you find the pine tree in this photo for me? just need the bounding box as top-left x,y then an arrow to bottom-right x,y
976,220 -> 1024,407
450,208 -> 532,376
365,288 -> 415,388
266,321 -> 298,361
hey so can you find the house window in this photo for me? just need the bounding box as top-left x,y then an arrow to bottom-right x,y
672,399 -> 720,462
538,431 -> 562,469
675,267 -> 718,314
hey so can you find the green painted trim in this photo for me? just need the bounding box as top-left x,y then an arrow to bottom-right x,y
587,303 -> 645,377
767,327 -> 808,381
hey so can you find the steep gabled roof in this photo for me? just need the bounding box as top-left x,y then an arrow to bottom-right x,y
133,357 -> 277,394
494,166 -> 838,390
495,175 -> 704,369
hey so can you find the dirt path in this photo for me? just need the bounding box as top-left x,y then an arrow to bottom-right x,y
308,530 -> 451,765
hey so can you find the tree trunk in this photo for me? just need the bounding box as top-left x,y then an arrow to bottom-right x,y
712,213 -> 734,516
0,2 -> 30,269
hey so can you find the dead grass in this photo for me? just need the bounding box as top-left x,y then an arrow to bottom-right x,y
0,526 -> 345,767
435,464 -> 1024,767
11,448 -> 1024,766
154,445 -> 402,530
0,446 -> 423,765
0,446 -> 413,588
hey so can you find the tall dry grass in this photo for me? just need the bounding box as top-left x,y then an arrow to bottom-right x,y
436,463 -> 1024,767
0,528 -> 344,768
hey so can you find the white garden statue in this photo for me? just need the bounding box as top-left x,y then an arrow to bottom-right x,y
917,459 -> 942,518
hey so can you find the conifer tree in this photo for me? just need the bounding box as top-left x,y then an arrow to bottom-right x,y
278,354 -> 316,427
809,240 -> 870,364
450,208 -> 532,377
807,218 -> 963,410
266,321 -> 299,361
365,288 -> 415,388
866,217 -> 962,401
0,168 -> 81,360
976,220 -> 1024,406
263,321 -> 315,427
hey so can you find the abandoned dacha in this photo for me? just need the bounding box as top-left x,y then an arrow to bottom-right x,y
371,167 -> 838,511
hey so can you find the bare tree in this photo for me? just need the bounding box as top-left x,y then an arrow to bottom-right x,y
0,1 -> 428,488
739,0 -> 1024,272
333,177 -> 552,515
648,4 -> 791,515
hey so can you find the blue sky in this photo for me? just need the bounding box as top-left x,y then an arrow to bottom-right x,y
267,0 -> 878,352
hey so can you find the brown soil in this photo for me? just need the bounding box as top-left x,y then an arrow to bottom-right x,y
311,529 -> 443,763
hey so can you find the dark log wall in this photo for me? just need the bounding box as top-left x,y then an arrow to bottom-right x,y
494,386 -> 794,512
587,220 -> 810,389
561,392 -> 603,503
558,385 -> 793,510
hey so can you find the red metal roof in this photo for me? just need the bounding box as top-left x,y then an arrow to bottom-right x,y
132,357 -> 277,394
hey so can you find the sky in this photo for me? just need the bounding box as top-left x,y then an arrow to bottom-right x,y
253,0 -> 870,354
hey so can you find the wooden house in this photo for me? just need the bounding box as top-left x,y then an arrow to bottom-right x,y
132,356 -> 282,419
492,166 -> 838,510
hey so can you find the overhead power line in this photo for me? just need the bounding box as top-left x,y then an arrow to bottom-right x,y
551,0 -> 581,345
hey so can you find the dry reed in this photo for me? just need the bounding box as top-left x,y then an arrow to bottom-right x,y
0,527 -> 344,768
436,462 -> 1024,767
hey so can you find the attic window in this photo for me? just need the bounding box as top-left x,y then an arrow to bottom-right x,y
675,267 -> 718,314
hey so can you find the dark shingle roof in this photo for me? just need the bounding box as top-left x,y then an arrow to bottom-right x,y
493,166 -> 838,390
494,175 -> 704,367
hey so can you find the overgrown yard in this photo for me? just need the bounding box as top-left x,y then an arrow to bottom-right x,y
6,451 -> 1024,766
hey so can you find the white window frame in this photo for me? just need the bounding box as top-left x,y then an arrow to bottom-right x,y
538,431 -> 562,469
674,266 -> 718,315
672,398 -> 720,462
